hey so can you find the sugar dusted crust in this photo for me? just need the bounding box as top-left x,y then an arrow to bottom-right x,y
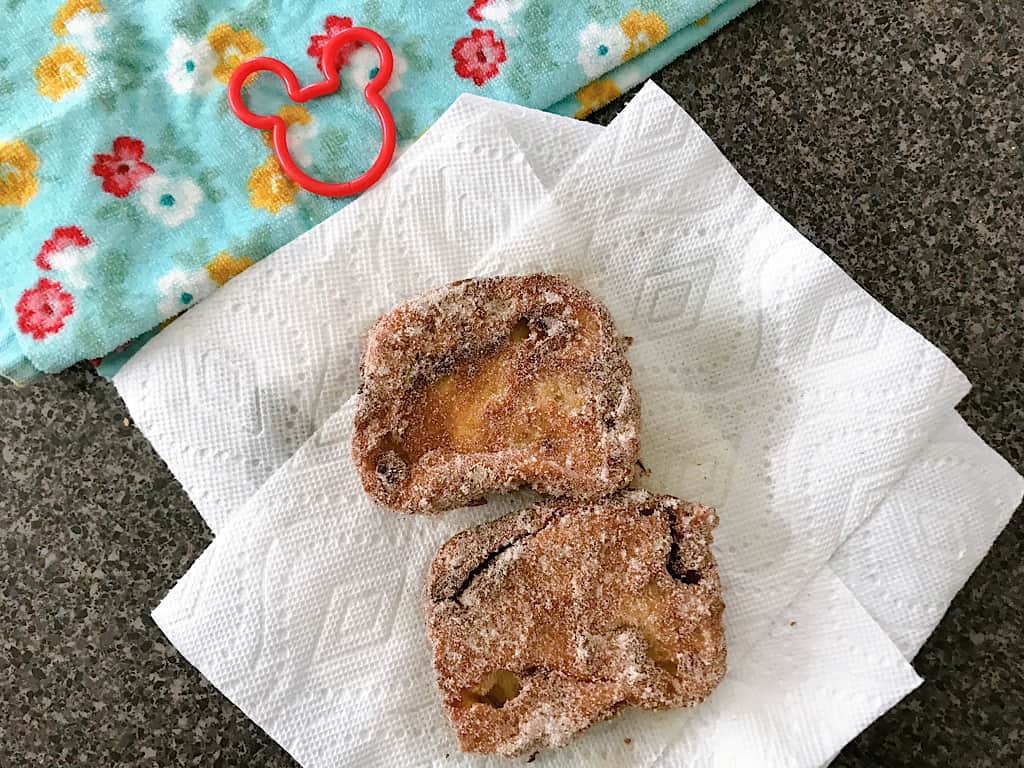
425,490 -> 727,757
352,275 -> 641,514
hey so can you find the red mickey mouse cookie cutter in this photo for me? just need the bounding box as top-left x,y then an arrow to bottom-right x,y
227,27 -> 396,198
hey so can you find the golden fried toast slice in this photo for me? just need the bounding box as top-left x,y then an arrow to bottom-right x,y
352,275 -> 640,513
425,490 -> 727,757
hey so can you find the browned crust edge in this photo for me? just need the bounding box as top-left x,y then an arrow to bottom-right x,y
424,489 -> 727,757
352,275 -> 641,513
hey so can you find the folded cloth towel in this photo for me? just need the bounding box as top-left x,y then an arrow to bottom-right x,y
0,0 -> 758,383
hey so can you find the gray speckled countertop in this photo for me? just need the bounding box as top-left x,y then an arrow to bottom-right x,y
2,1 -> 1021,765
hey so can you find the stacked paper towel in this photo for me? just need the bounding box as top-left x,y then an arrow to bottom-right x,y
114,84 -> 1022,768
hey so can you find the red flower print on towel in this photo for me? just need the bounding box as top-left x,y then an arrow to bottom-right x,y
452,29 -> 506,86
15,278 -> 75,340
92,136 -> 155,198
467,0 -> 491,21
35,226 -> 91,269
308,15 -> 360,73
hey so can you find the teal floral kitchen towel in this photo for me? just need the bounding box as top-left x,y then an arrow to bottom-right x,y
0,0 -> 758,383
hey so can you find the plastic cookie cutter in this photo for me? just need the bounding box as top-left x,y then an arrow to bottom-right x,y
227,27 -> 396,198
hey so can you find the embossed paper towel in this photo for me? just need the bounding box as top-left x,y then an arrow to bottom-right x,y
153,399 -> 925,768
458,84 -> 1019,659
466,83 -> 973,657
114,97 -> 552,533
832,410 -> 1022,660
130,85 -> 1024,768
152,398 -> 1019,767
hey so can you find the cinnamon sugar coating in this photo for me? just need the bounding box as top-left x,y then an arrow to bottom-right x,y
425,490 -> 727,757
352,275 -> 640,513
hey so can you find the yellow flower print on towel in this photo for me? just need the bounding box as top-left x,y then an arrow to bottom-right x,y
260,105 -> 318,167
248,156 -> 299,214
205,252 -> 254,286
261,106 -> 313,148
575,78 -> 621,119
0,140 -> 40,207
207,23 -> 264,83
620,10 -> 669,61
35,45 -> 88,101
52,0 -> 104,36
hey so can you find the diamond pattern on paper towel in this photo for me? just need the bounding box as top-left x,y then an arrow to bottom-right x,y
836,466 -> 906,544
610,88 -> 688,170
901,489 -> 972,566
633,257 -> 716,337
313,574 -> 406,661
804,290 -> 886,368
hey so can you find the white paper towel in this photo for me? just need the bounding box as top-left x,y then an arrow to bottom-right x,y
152,399 -> 923,768
832,410 -> 1022,659
115,98 -> 548,533
150,401 -> 1016,768
119,86 -> 1023,767
472,84 -> 978,658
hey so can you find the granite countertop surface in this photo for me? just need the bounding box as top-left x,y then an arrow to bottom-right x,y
1,0 -> 1021,765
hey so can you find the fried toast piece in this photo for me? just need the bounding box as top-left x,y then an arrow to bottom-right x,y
425,490 -> 727,757
352,275 -> 640,513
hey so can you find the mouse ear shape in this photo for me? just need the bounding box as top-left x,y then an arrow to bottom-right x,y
225,59 -> 300,125
227,27 -> 396,198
